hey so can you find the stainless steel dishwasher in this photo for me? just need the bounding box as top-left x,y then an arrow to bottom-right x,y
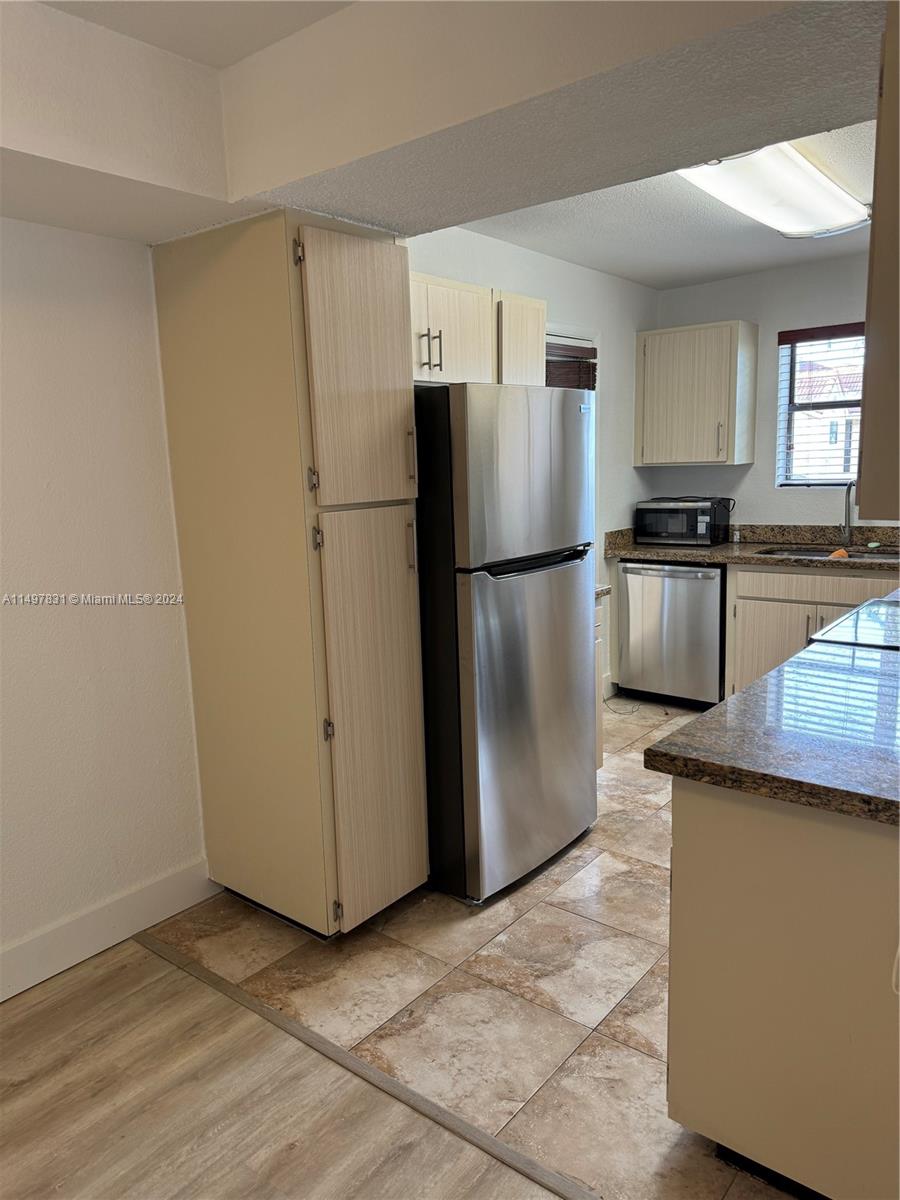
616,561 -> 725,703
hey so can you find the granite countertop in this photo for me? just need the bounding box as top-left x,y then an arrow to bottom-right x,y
645,631 -> 900,825
606,541 -> 900,572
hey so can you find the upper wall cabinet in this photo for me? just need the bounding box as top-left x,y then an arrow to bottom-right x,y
410,273 -> 493,384
857,3 -> 898,520
634,320 -> 758,466
303,226 -> 416,506
498,291 -> 547,386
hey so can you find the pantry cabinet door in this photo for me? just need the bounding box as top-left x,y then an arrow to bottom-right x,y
302,227 -> 415,505
318,505 -> 428,930
498,292 -> 547,385
733,599 -> 817,692
426,281 -> 494,383
639,325 -> 733,464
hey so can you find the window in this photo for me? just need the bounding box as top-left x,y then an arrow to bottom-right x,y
776,322 -> 865,486
545,338 -> 597,390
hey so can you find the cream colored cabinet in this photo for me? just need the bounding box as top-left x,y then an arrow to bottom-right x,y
410,273 -> 493,383
634,320 -> 757,465
302,226 -> 415,507
731,570 -> 897,691
154,210 -> 428,937
734,600 -> 816,692
814,603 -> 853,632
498,291 -> 547,385
858,2 -> 898,521
318,506 -> 427,930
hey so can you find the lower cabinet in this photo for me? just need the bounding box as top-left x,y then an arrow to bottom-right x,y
731,570 -> 897,692
734,600 -> 817,693
318,505 -> 428,929
814,603 -> 853,631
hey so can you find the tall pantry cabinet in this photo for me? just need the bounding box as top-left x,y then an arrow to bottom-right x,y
153,211 -> 428,936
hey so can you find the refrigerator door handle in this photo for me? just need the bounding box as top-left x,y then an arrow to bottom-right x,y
483,545 -> 591,580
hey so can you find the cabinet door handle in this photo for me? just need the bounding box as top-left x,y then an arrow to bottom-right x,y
419,327 -> 432,370
406,428 -> 418,483
716,421 -> 724,457
433,329 -> 444,372
805,612 -> 811,640
406,520 -> 418,573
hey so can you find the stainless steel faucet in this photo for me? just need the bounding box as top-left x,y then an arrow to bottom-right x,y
840,480 -> 855,546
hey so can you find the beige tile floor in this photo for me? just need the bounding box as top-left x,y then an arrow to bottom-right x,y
149,697 -> 792,1200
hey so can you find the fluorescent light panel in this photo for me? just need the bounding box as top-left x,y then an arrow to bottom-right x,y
677,142 -> 869,238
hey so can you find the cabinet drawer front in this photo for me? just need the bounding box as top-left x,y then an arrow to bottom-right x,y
734,570 -> 897,606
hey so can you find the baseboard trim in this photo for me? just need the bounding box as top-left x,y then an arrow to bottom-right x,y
0,860 -> 220,1001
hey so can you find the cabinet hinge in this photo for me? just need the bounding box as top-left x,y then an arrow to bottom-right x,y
312,526 -> 324,550
307,466 -> 320,491
293,237 -> 304,265
323,718 -> 335,741
332,899 -> 343,922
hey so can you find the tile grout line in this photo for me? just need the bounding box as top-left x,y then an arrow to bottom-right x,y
133,931 -> 599,1200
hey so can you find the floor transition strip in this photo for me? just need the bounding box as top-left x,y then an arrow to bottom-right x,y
134,930 -> 598,1200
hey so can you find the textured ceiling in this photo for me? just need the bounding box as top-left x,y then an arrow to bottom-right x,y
263,3 -> 883,240
463,122 -> 876,290
44,1 -> 351,67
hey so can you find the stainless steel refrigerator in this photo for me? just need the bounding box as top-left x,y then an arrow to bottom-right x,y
415,382 -> 596,902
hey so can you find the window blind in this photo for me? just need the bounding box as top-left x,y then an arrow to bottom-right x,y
545,339 -> 597,390
775,322 -> 865,486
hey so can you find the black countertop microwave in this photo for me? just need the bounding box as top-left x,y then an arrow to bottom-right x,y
635,497 -> 733,546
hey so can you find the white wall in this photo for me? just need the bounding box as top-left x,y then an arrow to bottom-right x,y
0,3 -> 227,198
0,218 -> 216,999
407,227 -> 659,578
648,251 -> 892,527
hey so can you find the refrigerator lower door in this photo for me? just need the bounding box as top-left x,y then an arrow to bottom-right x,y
457,549 -> 596,901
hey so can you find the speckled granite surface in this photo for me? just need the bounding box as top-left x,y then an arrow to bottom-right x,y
738,523 -> 899,547
606,540 -> 900,572
645,640 -> 899,824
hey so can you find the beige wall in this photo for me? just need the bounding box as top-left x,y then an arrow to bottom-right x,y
223,1 -> 782,199
0,218 -> 215,1000
0,2 -> 227,198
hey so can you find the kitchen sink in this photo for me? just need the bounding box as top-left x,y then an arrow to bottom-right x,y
754,546 -> 900,562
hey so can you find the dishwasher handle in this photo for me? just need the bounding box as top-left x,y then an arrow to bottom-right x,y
621,564 -> 719,581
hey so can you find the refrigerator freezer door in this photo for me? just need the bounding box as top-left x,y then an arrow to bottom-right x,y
451,384 -> 594,568
457,549 -> 596,900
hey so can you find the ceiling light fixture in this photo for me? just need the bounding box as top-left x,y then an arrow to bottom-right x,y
677,142 -> 870,238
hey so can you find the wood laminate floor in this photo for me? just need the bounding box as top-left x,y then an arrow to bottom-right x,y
2,700 -> 790,1200
0,940 -> 554,1200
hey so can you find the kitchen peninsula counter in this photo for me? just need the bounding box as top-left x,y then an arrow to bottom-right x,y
645,638 -> 899,823
654,591 -> 899,1200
